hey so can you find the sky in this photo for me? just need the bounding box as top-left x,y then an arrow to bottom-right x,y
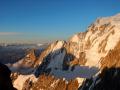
0,0 -> 120,44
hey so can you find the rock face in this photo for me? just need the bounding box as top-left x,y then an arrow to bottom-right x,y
79,41 -> 120,90
12,13 -> 120,90
22,74 -> 79,90
79,67 -> 120,90
101,40 -> 120,69
0,63 -> 16,90
8,49 -> 38,74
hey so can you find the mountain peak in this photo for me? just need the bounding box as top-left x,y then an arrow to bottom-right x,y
10,13 -> 120,90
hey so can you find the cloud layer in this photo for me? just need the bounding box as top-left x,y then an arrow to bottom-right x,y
0,32 -> 21,35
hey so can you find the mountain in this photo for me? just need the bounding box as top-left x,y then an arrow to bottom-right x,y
79,38 -> 120,90
8,13 -> 120,90
8,49 -> 37,74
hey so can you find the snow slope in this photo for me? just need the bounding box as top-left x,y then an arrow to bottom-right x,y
13,13 -> 120,90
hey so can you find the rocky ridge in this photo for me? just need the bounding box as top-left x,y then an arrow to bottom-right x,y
11,13 -> 120,90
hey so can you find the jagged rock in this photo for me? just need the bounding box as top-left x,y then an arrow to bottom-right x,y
8,48 -> 38,74
31,74 -> 67,90
101,41 -> 120,69
80,38 -> 120,90
67,79 -> 79,90
22,78 -> 33,90
79,67 -> 120,90
21,74 -> 79,90
11,72 -> 20,83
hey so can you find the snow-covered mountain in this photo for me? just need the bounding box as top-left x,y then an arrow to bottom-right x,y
9,13 -> 120,90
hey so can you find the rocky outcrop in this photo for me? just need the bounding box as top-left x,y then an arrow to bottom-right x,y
22,74 -> 79,90
80,40 -> 120,90
8,49 -> 38,74
101,41 -> 120,69
22,49 -> 37,68
0,63 -> 16,90
11,72 -> 20,83
79,67 -> 120,90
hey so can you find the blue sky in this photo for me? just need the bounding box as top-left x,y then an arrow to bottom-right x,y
0,0 -> 120,43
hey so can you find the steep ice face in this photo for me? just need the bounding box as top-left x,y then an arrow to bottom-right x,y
37,40 -> 66,65
34,40 -> 66,77
47,49 -> 66,70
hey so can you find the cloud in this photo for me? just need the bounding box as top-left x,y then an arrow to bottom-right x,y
0,32 -> 21,35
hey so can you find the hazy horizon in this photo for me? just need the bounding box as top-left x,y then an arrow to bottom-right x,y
0,0 -> 120,43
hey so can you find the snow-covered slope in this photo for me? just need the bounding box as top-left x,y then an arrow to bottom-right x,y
36,13 -> 120,77
13,13 -> 120,90
68,13 -> 120,67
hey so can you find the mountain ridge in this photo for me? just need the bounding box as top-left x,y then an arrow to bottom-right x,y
8,13 -> 120,90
